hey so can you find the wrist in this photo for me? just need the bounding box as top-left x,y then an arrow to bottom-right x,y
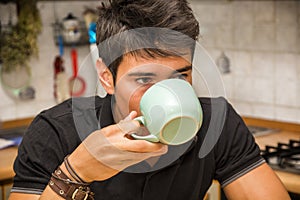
59,162 -> 74,182
64,155 -> 90,183
67,142 -> 121,182
68,153 -> 94,183
48,166 -> 94,200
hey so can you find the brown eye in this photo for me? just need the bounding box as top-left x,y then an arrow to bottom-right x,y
136,77 -> 155,85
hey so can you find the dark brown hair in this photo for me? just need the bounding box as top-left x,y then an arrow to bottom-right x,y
96,0 -> 200,78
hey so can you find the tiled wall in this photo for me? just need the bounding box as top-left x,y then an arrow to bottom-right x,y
0,1 -> 299,124
191,0 -> 300,124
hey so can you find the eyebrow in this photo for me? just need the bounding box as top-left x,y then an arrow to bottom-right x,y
127,72 -> 157,77
127,65 -> 192,77
174,65 -> 192,73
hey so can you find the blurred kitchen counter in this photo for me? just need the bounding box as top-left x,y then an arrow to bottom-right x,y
243,116 -> 300,194
255,130 -> 300,194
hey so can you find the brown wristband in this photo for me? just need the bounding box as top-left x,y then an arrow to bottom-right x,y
49,167 -> 94,200
64,155 -> 87,183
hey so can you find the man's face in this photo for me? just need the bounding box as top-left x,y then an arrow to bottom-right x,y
112,54 -> 192,122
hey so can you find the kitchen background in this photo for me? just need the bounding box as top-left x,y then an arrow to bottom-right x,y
0,0 -> 299,124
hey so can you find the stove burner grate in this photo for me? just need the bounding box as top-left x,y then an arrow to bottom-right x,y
281,154 -> 300,170
261,139 -> 300,174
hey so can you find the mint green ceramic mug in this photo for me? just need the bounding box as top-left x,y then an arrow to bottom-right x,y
131,79 -> 203,145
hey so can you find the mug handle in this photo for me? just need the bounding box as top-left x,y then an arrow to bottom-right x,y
131,116 -> 160,143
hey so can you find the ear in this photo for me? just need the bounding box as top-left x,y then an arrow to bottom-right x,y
96,58 -> 115,94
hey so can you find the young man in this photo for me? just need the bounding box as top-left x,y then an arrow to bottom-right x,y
9,0 -> 290,199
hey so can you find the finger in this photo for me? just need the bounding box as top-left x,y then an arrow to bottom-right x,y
121,139 -> 168,154
116,111 -> 139,134
123,111 -> 138,121
116,120 -> 140,135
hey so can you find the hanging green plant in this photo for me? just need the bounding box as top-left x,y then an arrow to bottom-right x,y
0,0 -> 42,73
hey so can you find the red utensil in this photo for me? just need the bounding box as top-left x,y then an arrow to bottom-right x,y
69,48 -> 86,97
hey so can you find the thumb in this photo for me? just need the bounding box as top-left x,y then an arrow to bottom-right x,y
123,111 -> 138,121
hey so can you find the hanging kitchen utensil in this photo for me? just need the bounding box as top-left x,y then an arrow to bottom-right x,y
83,8 -> 97,44
69,48 -> 86,97
0,64 -> 35,100
54,35 -> 70,103
53,1 -> 70,102
216,51 -> 230,74
62,13 -> 81,44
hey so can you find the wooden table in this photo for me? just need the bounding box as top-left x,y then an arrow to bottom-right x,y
0,147 -> 18,181
255,131 -> 300,194
0,146 -> 18,199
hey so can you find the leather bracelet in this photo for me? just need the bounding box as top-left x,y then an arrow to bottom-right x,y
48,167 -> 94,200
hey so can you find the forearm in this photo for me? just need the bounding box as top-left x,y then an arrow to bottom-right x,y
67,141 -> 120,182
9,162 -> 89,200
39,185 -> 65,200
41,158 -> 96,200
8,164 -> 66,200
9,118 -> 166,200
39,162 -> 82,200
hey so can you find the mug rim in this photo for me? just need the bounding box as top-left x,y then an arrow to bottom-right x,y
159,115 -> 199,145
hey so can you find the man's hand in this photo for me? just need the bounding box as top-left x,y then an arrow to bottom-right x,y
68,111 -> 168,182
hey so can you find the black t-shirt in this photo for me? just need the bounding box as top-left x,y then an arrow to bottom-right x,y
11,95 -> 264,200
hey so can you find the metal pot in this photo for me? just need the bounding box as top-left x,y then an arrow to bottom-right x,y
62,13 -> 81,43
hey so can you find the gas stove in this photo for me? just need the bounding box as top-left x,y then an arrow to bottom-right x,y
261,138 -> 300,174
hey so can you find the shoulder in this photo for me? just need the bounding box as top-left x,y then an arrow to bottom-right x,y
12,96 -> 112,194
197,98 -> 263,187
198,97 -> 236,133
196,97 -> 238,157
31,96 -> 109,128
198,96 -> 251,152
25,95 -> 111,146
39,96 -> 106,119
199,96 -> 233,115
199,97 -> 241,130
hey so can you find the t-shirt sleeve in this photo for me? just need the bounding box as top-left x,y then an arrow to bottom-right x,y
11,113 -> 76,195
214,100 -> 265,187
